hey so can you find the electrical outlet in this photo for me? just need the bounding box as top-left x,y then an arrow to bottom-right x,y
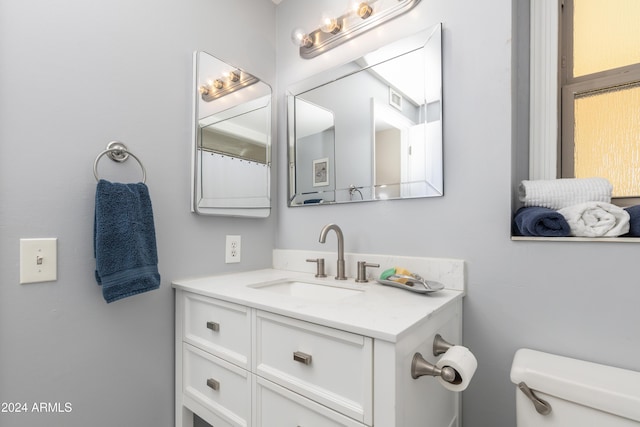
225,235 -> 241,263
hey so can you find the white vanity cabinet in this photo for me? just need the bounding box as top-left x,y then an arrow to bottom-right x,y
254,311 -> 373,423
174,268 -> 464,427
254,377 -> 366,427
178,293 -> 253,427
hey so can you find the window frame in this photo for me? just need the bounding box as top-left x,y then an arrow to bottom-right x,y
560,0 -> 640,205
529,0 -> 561,181
530,0 -> 640,204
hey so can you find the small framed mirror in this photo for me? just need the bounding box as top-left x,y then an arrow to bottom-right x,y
192,51 -> 272,217
287,23 -> 443,206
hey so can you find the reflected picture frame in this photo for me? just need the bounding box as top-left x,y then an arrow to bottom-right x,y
313,157 -> 329,187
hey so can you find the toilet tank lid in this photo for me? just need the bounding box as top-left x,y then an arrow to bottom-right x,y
510,349 -> 640,422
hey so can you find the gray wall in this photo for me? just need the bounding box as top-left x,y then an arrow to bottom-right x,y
0,1 -> 275,426
300,69 -> 399,192
277,1 -> 640,427
2,1 -> 639,427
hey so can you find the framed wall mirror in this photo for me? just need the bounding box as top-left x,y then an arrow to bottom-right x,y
192,51 -> 272,217
287,23 -> 443,206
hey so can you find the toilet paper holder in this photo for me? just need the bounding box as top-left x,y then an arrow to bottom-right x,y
411,334 -> 462,384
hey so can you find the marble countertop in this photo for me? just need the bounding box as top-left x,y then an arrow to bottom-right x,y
172,268 -> 463,342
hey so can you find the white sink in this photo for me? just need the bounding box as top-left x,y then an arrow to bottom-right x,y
249,279 -> 363,301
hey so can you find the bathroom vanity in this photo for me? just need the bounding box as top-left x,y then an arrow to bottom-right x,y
173,256 -> 465,427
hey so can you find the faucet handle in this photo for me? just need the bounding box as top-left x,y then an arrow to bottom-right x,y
306,258 -> 327,278
356,261 -> 380,283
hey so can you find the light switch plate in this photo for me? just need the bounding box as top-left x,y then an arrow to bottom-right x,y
20,238 -> 57,284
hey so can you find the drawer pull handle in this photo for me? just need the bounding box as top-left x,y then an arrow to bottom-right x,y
293,351 -> 312,365
206,378 -> 220,391
206,321 -> 220,332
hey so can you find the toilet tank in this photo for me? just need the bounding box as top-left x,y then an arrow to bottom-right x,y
510,349 -> 640,427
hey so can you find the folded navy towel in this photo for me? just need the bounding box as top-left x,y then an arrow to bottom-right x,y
513,206 -> 571,237
624,205 -> 640,237
94,180 -> 160,303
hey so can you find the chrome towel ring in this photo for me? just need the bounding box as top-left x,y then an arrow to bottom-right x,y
93,141 -> 146,183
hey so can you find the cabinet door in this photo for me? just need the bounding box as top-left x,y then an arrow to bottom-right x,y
183,343 -> 251,427
183,293 -> 251,369
255,377 -> 365,427
255,311 -> 373,424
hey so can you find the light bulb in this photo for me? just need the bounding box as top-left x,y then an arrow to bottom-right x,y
347,0 -> 373,18
356,2 -> 373,18
320,15 -> 341,34
291,27 -> 313,48
291,27 -> 309,46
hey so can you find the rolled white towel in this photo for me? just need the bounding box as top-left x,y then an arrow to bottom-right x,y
519,177 -> 612,209
558,202 -> 630,237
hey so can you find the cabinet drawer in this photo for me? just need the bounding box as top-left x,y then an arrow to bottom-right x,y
183,293 -> 251,368
183,343 -> 251,427
255,311 -> 373,424
255,376 -> 365,427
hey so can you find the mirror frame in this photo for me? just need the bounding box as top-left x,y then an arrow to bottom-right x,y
191,51 -> 273,218
286,24 -> 443,207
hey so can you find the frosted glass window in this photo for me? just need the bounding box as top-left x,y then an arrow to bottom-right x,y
573,0 -> 640,77
574,82 -> 640,197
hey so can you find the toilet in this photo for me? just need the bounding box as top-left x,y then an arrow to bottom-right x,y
510,348 -> 640,426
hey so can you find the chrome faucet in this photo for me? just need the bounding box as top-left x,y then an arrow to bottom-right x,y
318,223 -> 346,280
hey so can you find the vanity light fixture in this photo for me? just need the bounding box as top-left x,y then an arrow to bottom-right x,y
292,0 -> 421,59
199,70 -> 259,101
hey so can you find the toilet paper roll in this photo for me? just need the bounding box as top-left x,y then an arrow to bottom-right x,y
435,345 -> 478,392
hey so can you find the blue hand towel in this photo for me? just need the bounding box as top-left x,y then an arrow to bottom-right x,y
94,179 -> 160,303
624,205 -> 640,237
513,206 -> 571,237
